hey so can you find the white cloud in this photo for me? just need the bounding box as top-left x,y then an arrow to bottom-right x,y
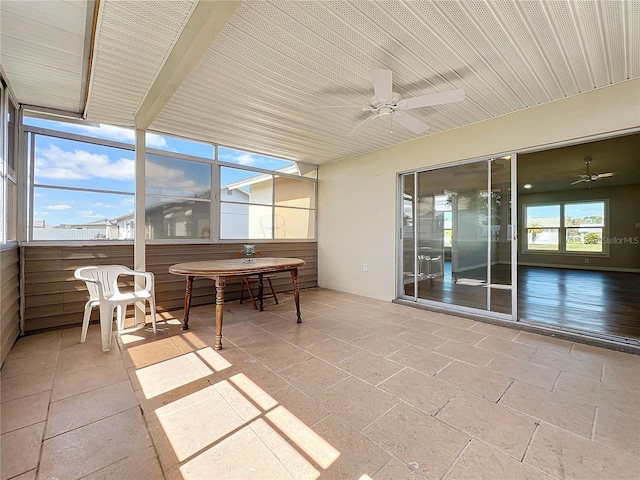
220,151 -> 258,166
36,144 -> 134,181
91,202 -> 115,208
73,124 -> 132,141
46,204 -> 72,210
220,151 -> 284,167
71,124 -> 169,149
147,133 -> 170,149
78,210 -> 106,219
236,152 -> 257,166
147,160 -> 209,192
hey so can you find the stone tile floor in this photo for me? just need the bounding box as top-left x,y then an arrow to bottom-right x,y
1,288 -> 639,479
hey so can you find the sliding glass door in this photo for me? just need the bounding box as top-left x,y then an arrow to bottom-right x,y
400,156 -> 515,319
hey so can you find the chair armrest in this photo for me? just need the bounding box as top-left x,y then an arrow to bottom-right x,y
120,268 -> 155,294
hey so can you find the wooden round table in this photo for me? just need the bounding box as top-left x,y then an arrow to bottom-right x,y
169,257 -> 306,349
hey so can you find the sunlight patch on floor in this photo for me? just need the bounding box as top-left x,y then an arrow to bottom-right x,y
197,347 -> 232,372
175,422 -> 320,480
230,373 -> 278,411
266,406 -> 340,469
119,333 -> 148,345
135,352 -> 213,399
137,341 -> 340,478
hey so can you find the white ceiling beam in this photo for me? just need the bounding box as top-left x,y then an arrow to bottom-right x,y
134,0 -> 241,130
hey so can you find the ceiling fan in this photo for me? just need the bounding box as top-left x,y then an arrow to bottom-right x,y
570,157 -> 614,185
318,69 -> 465,137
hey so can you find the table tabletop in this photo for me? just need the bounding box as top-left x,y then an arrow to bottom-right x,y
169,257 -> 306,277
169,257 -> 307,344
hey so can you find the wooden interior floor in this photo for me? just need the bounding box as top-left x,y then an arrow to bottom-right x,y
410,264 -> 640,341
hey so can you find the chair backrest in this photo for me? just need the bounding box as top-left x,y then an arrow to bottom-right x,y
74,265 -> 130,300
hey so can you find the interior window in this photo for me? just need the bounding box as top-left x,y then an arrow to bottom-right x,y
524,201 -> 606,253
525,204 -> 560,251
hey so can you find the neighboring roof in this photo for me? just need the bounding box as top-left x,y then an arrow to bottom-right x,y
224,164 -> 300,191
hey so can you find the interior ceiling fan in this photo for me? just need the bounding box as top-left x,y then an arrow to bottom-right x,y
318,69 -> 465,137
570,157 -> 614,185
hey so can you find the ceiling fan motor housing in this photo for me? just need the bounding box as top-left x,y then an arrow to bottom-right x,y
370,93 -> 401,111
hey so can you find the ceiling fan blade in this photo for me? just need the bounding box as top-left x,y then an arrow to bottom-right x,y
570,178 -> 588,185
399,88 -> 465,110
393,112 -> 429,134
595,172 -> 614,178
371,69 -> 393,103
315,105 -> 370,111
347,115 -> 377,137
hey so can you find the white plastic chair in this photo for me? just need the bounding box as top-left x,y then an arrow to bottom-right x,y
74,265 -> 157,352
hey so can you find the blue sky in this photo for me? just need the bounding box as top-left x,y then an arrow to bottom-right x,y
26,118 -> 294,226
527,203 -> 604,227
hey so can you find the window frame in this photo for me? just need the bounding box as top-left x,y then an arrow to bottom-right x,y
1,77 -> 19,247
22,118 -> 317,244
522,200 -> 609,256
218,162 -> 317,241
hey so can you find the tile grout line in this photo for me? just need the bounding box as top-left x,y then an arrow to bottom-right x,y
102,331 -> 166,479
441,437 -> 473,479
370,457 -> 396,479
34,331 -> 64,479
551,370 -> 562,392
432,395 -> 455,418
520,421 -> 540,463
373,366 -> 408,388
591,406 -> 599,442
359,401 -> 401,434
496,379 -> 515,404
433,358 -> 456,377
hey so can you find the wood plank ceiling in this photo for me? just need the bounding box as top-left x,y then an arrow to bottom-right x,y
2,0 -> 639,164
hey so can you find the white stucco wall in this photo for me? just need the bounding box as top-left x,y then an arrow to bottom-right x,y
317,79 -> 640,301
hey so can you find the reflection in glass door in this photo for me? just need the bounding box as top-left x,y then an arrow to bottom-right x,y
401,173 -> 416,298
400,157 -> 514,318
488,157 -> 512,315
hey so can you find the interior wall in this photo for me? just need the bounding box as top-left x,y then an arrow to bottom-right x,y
518,184 -> 640,271
317,79 -> 640,301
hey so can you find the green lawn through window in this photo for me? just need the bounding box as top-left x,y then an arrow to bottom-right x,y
528,242 -> 602,252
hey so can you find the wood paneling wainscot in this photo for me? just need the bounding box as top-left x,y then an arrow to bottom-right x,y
22,242 -> 317,333
1,246 -> 20,364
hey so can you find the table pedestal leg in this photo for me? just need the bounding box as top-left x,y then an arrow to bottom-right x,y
291,268 -> 302,324
258,274 -> 264,311
181,276 -> 194,330
215,277 -> 226,350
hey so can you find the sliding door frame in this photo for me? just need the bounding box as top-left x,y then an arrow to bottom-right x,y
397,153 -> 518,323
511,153 -> 518,320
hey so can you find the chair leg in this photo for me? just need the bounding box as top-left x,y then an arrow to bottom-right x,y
99,304 -> 114,352
266,278 -> 279,305
244,277 -> 258,310
116,305 -> 125,331
150,297 -> 157,333
240,277 -> 246,304
80,301 -> 93,343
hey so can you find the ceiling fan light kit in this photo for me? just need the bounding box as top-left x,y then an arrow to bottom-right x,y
570,157 -> 614,185
319,69 -> 465,137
